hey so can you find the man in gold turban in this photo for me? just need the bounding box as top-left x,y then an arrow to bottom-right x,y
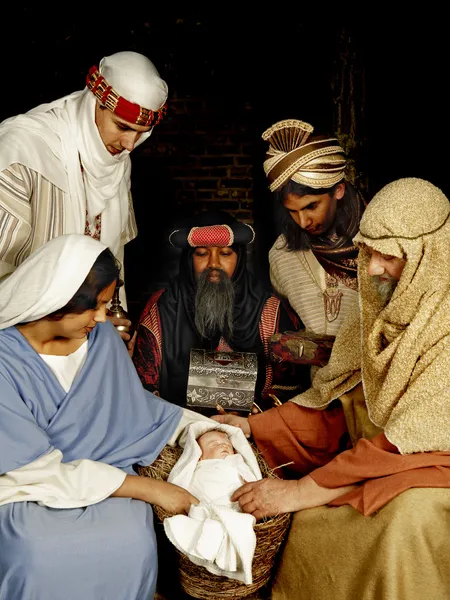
213,178 -> 450,599
262,119 -> 366,337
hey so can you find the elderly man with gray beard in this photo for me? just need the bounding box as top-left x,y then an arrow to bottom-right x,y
212,178 -> 450,600
132,210 -> 299,409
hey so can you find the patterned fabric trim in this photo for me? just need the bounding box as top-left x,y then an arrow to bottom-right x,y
258,295 -> 281,396
140,289 -> 164,364
84,209 -> 102,240
86,66 -> 167,128
187,224 -> 234,247
217,337 -> 233,351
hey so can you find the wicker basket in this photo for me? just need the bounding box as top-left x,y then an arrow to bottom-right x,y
138,444 -> 291,599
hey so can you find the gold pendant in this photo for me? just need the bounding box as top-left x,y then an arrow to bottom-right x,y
323,289 -> 343,322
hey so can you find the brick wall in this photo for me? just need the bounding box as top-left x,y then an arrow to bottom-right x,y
138,94 -> 255,224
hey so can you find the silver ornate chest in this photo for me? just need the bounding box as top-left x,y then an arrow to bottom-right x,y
186,349 -> 258,412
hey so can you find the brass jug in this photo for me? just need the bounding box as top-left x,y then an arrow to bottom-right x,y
107,278 -> 131,335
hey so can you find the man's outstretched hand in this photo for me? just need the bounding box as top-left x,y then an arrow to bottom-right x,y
231,478 -> 301,519
211,407 -> 251,438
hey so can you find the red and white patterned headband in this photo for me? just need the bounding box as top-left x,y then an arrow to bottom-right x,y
86,66 -> 167,128
169,223 -> 255,248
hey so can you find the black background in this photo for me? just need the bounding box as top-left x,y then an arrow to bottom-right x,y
2,10 -> 448,314
3,11 -> 447,190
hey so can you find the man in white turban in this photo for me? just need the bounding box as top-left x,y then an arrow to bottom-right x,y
0,50 -> 168,340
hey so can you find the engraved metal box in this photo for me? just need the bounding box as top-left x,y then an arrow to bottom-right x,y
186,349 -> 258,412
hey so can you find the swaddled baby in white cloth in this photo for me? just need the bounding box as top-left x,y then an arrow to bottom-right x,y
164,421 -> 262,585
189,429 -> 256,507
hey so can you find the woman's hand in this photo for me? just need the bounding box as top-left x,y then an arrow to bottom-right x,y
211,408 -> 251,438
150,480 -> 199,515
111,475 -> 198,515
231,478 -> 301,519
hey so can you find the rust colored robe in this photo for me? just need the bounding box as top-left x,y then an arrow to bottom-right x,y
249,401 -> 450,516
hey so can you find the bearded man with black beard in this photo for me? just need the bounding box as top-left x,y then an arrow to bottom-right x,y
194,266 -> 236,342
132,210 -> 299,408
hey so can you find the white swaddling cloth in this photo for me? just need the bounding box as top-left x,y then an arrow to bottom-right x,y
164,421 -> 262,584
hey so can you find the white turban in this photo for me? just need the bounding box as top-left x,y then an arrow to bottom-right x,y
99,51 -> 168,111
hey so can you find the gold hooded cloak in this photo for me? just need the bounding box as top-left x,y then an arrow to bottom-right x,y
291,177 -> 450,454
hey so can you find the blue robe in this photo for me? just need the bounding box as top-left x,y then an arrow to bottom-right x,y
0,321 -> 182,600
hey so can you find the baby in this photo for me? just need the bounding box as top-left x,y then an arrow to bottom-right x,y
189,429 -> 255,507
164,423 -> 262,584
198,429 -> 235,460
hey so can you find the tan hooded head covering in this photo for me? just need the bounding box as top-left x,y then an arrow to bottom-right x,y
262,119 -> 347,192
293,177 -> 450,454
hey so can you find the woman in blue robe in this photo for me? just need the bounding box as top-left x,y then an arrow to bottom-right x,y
0,233 -> 205,600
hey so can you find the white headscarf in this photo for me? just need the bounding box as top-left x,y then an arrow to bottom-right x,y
0,51 -> 168,256
0,234 -> 107,330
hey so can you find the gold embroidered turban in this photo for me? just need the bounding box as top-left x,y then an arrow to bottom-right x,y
262,119 -> 347,192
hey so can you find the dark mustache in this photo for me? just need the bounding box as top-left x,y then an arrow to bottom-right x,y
203,267 -> 228,278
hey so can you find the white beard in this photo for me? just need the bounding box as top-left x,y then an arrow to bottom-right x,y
372,275 -> 397,303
